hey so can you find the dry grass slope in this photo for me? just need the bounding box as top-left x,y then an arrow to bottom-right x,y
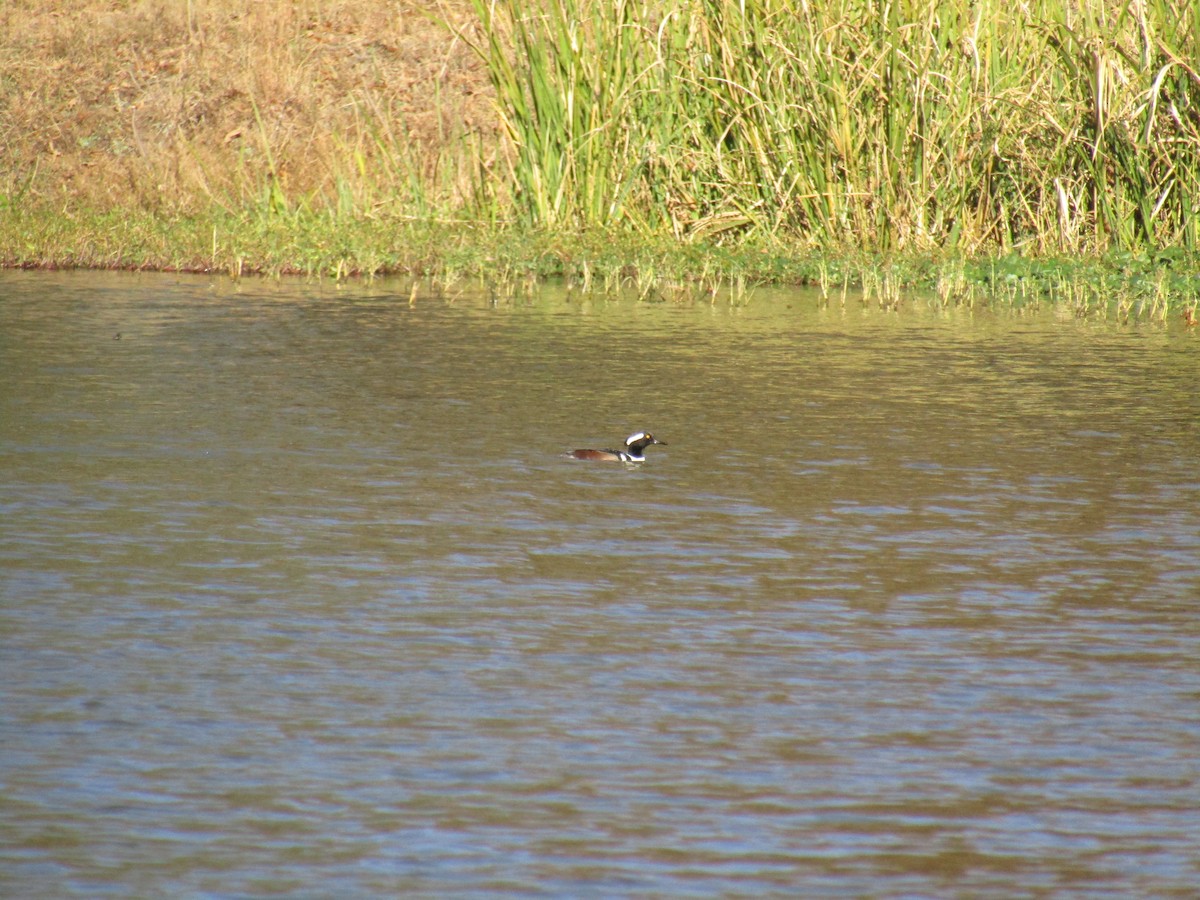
0,0 -> 497,214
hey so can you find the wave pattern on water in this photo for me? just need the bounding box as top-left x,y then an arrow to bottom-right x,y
2,272 -> 1199,897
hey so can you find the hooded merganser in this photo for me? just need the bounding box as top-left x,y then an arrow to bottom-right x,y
565,431 -> 666,462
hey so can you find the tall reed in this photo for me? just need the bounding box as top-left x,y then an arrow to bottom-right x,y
457,0 -> 658,228
458,0 -> 1199,253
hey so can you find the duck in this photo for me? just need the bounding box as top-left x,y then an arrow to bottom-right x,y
565,431 -> 666,462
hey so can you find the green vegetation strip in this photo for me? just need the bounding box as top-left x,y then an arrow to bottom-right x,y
4,205 -> 1197,323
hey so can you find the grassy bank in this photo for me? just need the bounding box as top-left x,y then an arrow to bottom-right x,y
2,0 -> 1198,317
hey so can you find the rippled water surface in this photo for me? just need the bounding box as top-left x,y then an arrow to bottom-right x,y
3,270 -> 1199,897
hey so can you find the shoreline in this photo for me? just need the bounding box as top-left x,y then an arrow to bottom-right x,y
3,206 -> 1197,323
3,1 -> 1198,321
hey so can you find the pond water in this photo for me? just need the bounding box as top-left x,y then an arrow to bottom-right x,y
2,270 -> 1198,897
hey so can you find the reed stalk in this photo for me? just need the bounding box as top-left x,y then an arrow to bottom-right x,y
455,0 -> 659,228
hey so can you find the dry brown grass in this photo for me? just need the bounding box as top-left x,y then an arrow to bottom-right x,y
0,0 -> 498,214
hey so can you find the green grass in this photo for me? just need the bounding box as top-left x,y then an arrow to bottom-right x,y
4,202 -> 1197,322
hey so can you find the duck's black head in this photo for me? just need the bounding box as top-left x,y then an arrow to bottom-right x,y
623,432 -> 666,460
